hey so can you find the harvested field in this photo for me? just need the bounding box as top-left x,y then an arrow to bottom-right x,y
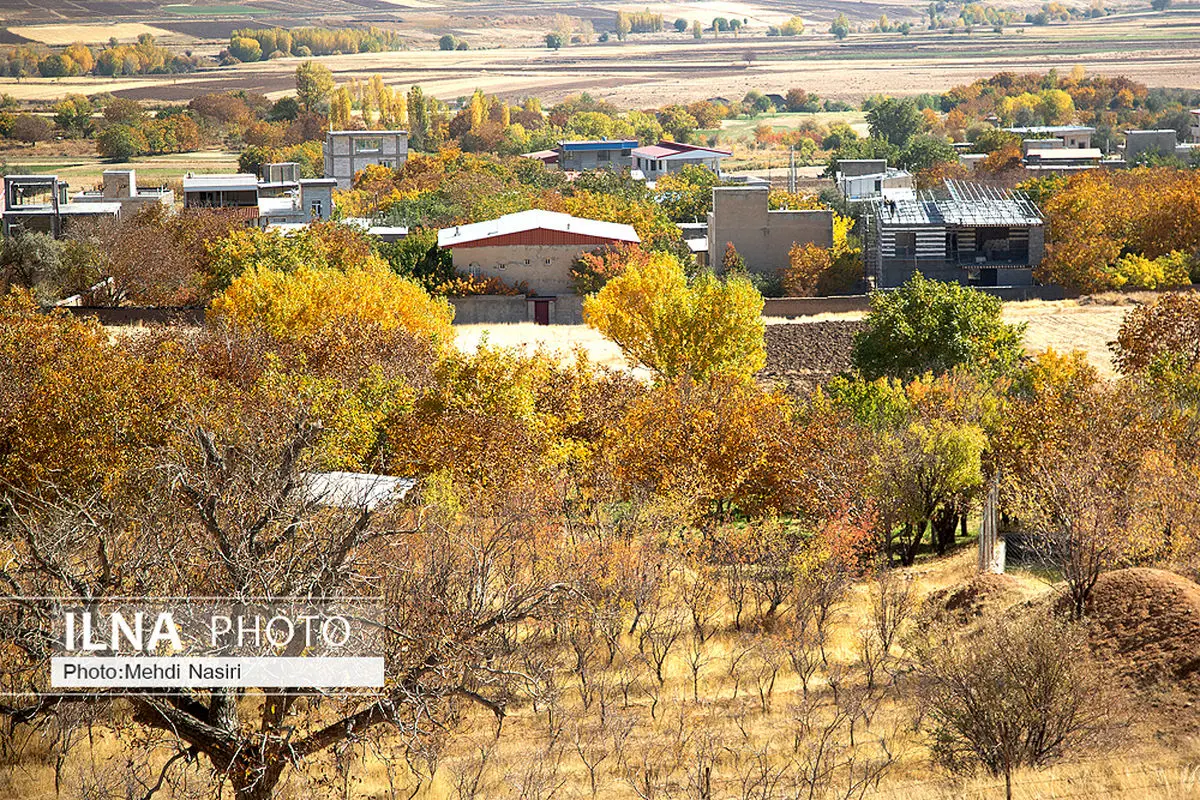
3,9 -> 1200,105
7,22 -> 189,45
759,319 -> 860,390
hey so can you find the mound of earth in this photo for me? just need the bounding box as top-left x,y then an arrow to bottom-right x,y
1083,568 -> 1200,694
921,573 -> 1026,626
759,321 -> 862,391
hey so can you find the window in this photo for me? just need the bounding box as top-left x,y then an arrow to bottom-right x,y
894,231 -> 917,258
309,199 -> 323,218
524,259 -> 531,265
544,258 -> 552,266
379,159 -> 393,168
353,137 -> 383,154
597,151 -> 611,162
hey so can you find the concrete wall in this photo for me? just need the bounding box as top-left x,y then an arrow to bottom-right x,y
1123,130 -> 1177,162
324,132 -> 409,189
448,295 -> 584,325
762,296 -> 872,317
448,296 -> 530,324
451,243 -> 586,296
708,186 -> 833,276
61,307 -> 207,325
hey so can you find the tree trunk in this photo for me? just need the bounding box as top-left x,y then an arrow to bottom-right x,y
932,508 -> 958,555
1005,767 -> 1012,800
901,520 -> 926,566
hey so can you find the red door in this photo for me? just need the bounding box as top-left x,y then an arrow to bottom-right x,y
533,299 -> 551,325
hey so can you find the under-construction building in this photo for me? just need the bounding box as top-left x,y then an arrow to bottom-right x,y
862,181 -> 1046,288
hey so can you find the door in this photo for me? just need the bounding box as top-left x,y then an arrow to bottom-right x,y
533,299 -> 551,326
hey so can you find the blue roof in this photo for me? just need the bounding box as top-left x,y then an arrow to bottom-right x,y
558,140 -> 638,151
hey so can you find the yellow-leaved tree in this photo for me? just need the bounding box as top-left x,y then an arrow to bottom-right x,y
583,252 -> 765,382
210,263 -> 455,350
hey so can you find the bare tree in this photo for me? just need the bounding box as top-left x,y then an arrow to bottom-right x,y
909,611 -> 1117,800
0,417 -> 576,800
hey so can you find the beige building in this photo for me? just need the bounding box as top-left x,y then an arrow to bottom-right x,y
707,186 -> 833,277
438,210 -> 640,296
324,130 -> 409,189
73,169 -> 174,215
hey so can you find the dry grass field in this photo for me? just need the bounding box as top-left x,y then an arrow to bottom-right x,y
4,548 -> 1200,799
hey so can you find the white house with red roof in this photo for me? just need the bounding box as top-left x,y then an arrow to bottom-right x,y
438,209 -> 640,295
632,141 -> 732,179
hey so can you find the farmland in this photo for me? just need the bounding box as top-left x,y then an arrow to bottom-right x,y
0,5 -> 1199,106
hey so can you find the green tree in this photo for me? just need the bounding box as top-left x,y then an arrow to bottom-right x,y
830,13 -> 851,39
407,85 -> 429,151
899,133 -> 958,172
866,97 -> 925,147
584,253 -> 766,381
545,32 -> 564,49
851,273 -> 1026,381
674,17 -> 688,32
438,34 -> 458,50
295,60 -> 335,112
52,94 -> 93,137
95,124 -> 147,160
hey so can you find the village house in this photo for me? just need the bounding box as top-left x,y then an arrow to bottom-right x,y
2,175 -> 120,238
864,180 -> 1045,289
1003,125 -> 1095,150
707,185 -> 833,277
182,164 -> 336,227
555,139 -> 638,172
437,209 -> 640,297
835,159 -> 914,202
1120,129 -> 1199,163
323,130 -> 409,189
72,169 -> 174,215
632,141 -> 732,179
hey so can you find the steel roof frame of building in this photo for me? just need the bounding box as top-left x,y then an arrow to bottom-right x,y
869,181 -> 1043,228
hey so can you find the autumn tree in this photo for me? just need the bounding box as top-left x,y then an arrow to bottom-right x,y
1113,291 -> 1200,377
11,114 -> 51,147
0,406 -> 574,800
998,350 -> 1155,616
607,374 -> 792,519
295,60 -> 334,111
570,243 -> 658,294
583,254 -> 766,382
210,262 -> 455,353
852,273 -> 1026,381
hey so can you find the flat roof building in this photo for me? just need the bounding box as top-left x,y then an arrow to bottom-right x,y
73,169 -> 174,215
555,139 -> 638,172
182,166 -> 336,226
3,175 -> 120,238
707,185 -> 834,277
324,130 -> 409,190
